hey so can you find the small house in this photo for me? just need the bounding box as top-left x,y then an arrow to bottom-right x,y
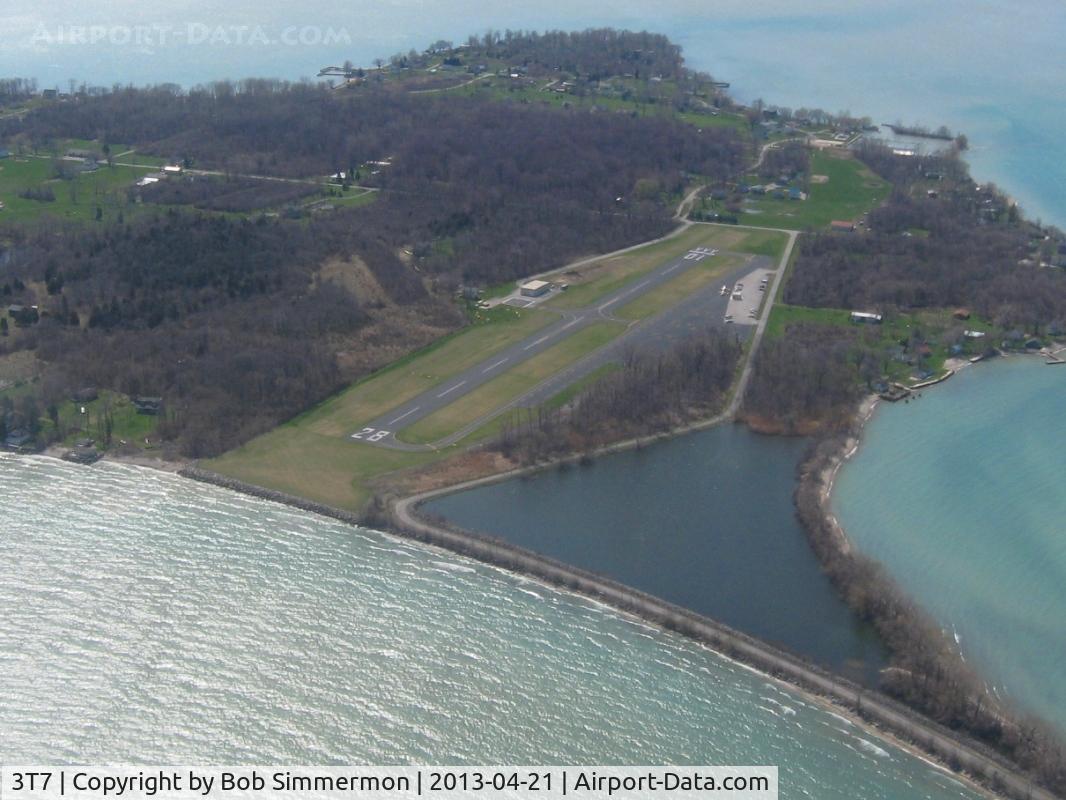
132,396 -> 163,415
953,308 -> 971,320
4,429 -> 33,451
163,164 -> 184,175
831,220 -> 856,233
8,305 -> 39,326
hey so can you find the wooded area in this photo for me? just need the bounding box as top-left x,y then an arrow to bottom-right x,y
0,74 -> 743,455
491,328 -> 741,463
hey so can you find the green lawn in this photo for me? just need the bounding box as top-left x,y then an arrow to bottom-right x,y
766,304 -> 852,338
450,77 -> 753,140
207,426 -> 443,511
0,156 -> 153,223
399,321 -> 625,445
739,150 -> 890,230
323,188 -> 377,209
51,391 -> 159,448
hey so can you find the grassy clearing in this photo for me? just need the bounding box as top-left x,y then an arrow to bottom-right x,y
453,78 -> 752,139
740,150 -> 889,230
615,253 -> 743,321
0,156 -> 153,223
298,306 -> 553,437
115,152 -> 167,167
547,225 -> 787,310
207,426 -> 442,511
766,304 -> 852,338
400,321 -> 625,445
325,188 -> 377,209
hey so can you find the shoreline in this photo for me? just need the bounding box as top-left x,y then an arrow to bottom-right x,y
794,353 -> 1066,800
171,461 -> 1052,800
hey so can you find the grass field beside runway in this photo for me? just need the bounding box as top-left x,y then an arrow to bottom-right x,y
399,321 -> 625,445
297,306 -> 553,437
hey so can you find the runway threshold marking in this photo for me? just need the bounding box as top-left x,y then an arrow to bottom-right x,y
437,381 -> 467,398
388,407 -> 421,425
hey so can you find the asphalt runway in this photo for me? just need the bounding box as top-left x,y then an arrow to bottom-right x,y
352,247 -> 772,450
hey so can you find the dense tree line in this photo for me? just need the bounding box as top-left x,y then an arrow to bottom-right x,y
492,328 -> 741,463
0,78 -> 36,107
741,324 -> 868,432
138,176 -> 317,213
757,141 -> 808,181
0,208 -> 436,454
461,29 -> 685,81
1,83 -> 742,183
3,85 -> 743,290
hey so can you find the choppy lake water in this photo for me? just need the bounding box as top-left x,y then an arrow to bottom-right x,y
0,455 -> 979,798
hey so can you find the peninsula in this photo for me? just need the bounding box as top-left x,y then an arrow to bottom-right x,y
2,29 -> 1065,800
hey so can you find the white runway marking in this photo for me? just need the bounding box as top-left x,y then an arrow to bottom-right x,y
524,334 -> 551,350
388,407 -> 420,425
560,318 -> 579,330
482,358 -> 509,373
437,381 -> 466,398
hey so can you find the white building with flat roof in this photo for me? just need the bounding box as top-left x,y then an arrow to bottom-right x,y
850,311 -> 883,324
520,279 -> 551,298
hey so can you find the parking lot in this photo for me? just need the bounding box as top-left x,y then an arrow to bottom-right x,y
724,266 -> 775,325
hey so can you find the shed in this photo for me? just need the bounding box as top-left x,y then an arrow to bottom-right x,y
849,311 -> 883,325
831,220 -> 856,233
133,396 -> 163,415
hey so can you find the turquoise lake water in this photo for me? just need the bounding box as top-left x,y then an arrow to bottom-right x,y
2,0 -> 1064,227
0,455 -> 982,798
833,356 -> 1066,732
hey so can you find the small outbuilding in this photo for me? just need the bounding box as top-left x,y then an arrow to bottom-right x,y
831,220 -> 856,233
132,396 -> 163,415
850,311 -> 883,325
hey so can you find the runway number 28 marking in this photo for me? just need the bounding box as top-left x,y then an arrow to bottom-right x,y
684,247 -> 717,261
352,427 -> 391,442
